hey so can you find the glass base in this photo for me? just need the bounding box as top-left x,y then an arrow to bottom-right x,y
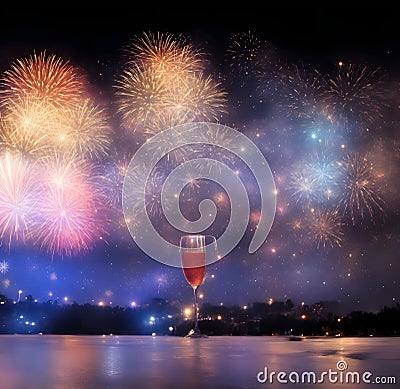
185,328 -> 208,338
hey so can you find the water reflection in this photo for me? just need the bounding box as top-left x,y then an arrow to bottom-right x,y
104,343 -> 123,377
0,335 -> 397,388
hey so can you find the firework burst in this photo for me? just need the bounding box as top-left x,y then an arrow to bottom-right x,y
114,65 -> 168,130
115,32 -> 227,135
289,207 -> 344,249
253,44 -> 287,99
145,110 -> 189,136
337,152 -> 385,225
288,169 -> 317,206
123,162 -> 175,227
0,50 -> 85,110
124,31 -> 206,75
323,62 -> 388,132
101,153 -> 132,208
145,168 -> 167,220
0,97 -> 56,158
31,156 -> 108,257
279,63 -> 327,120
187,126 -> 239,177
164,72 -> 227,122
0,260 -> 9,274
287,152 -> 339,207
53,99 -> 112,160
155,273 -> 168,294
306,208 -> 344,248
115,67 -> 227,134
0,153 -> 39,246
226,31 -> 262,78
143,72 -> 227,135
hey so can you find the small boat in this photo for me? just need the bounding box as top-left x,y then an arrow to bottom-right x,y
287,336 -> 303,341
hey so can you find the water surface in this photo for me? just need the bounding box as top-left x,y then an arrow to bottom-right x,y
0,335 -> 398,388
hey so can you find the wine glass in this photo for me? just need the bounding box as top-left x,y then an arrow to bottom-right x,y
180,234 -> 217,338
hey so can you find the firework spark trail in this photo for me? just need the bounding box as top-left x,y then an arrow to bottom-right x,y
288,169 -> 317,206
114,65 -> 168,130
288,155 -> 338,207
115,32 -> 227,135
141,120 -> 238,170
140,73 -> 227,137
289,207 -> 344,249
142,125 -> 197,165
0,51 -> 112,162
162,72 -> 227,123
306,208 -> 344,248
115,67 -> 227,135
226,31 -> 262,78
146,110 -> 190,137
279,63 -> 327,120
121,163 -> 166,226
34,185 -> 99,257
31,156 -> 109,257
0,51 -> 85,110
225,30 -> 288,100
0,260 -> 9,274
0,33 -> 393,261
336,152 -> 385,225
124,31 -> 206,75
155,273 -> 168,294
0,153 -> 39,246
253,44 -> 288,99
323,62 -> 388,132
101,154 -> 132,208
0,97 -> 57,158
0,49 -> 114,256
144,168 -> 169,220
53,98 -> 112,160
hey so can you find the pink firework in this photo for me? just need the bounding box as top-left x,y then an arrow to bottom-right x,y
0,153 -> 39,246
32,156 -> 108,257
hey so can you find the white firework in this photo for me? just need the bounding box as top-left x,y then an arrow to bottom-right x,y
0,260 -> 9,274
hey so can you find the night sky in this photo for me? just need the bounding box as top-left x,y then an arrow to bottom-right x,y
0,1 -> 398,313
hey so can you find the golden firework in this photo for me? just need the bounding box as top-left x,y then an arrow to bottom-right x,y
0,97 -> 56,158
0,50 -> 85,110
52,99 -> 112,160
125,31 -> 206,75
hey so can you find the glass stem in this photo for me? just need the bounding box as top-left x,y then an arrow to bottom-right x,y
193,286 -> 199,333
